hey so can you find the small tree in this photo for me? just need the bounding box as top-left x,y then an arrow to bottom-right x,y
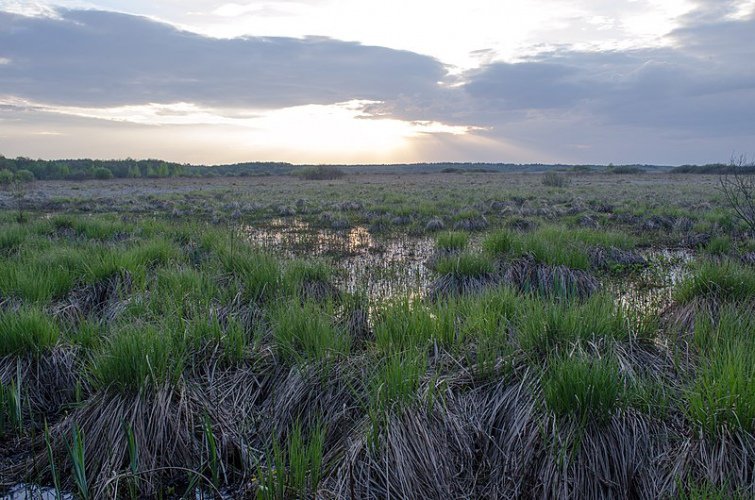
719,155 -> 755,235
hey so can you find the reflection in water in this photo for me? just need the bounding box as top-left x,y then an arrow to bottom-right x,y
610,249 -> 694,315
243,219 -> 434,301
243,219 -> 695,316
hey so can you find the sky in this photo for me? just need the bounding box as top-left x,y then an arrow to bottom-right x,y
0,0 -> 753,165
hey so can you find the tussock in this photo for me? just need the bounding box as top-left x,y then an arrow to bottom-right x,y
0,346 -> 79,421
589,246 -> 647,270
52,270 -> 133,324
502,256 -> 600,299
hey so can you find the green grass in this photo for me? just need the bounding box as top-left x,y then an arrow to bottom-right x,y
687,305 -> 755,434
270,300 -> 350,364
373,298 -> 455,353
89,324 -> 184,391
500,226 -> 636,269
543,355 -> 624,423
434,253 -> 494,277
0,307 -> 59,356
482,229 -> 514,256
516,294 -> 630,355
282,259 -> 336,297
687,339 -> 755,433
675,259 -> 755,303
220,248 -> 280,302
185,315 -> 248,364
51,215 -> 131,241
704,236 -> 733,255
0,225 -> 29,253
257,421 -> 325,499
367,351 -> 428,446
123,237 -> 181,268
435,231 -> 469,251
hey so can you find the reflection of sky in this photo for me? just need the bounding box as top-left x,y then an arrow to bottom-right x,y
0,0 -> 753,164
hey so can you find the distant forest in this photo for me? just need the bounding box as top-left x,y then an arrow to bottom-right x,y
0,155 -> 748,181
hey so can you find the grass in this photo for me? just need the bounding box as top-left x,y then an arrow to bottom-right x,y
373,298 -> 455,353
687,305 -> 755,434
516,294 -> 630,355
435,231 -> 469,251
482,229 -> 514,256
675,259 -> 755,303
705,235 -> 733,255
0,307 -> 59,356
257,421 -> 326,499
543,355 -> 624,423
220,247 -> 280,302
270,300 -> 350,364
0,175 -> 752,498
434,253 -> 494,277
89,324 -> 184,391
687,340 -> 755,433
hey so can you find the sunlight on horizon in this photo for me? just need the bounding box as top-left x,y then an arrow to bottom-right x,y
0,96 -> 478,163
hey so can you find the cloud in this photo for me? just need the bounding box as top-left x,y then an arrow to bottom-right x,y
0,9 -> 447,109
1,2 -> 754,164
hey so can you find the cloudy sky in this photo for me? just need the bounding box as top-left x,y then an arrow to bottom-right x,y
0,0 -> 753,165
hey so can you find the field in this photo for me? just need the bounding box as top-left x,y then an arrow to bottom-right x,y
0,171 -> 754,498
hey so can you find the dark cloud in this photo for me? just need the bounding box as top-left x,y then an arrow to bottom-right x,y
0,2 -> 753,164
0,9 -> 447,108
448,4 -> 755,140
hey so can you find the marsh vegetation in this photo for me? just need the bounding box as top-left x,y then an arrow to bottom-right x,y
0,171 -> 753,498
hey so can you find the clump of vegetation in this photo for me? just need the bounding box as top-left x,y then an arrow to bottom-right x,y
675,260 -> 755,304
270,300 -> 350,364
542,171 -> 570,187
430,253 -> 498,298
435,231 -> 469,252
0,307 -> 59,356
283,259 -> 341,302
89,324 -> 183,391
543,355 -> 624,423
482,229 -> 513,256
515,294 -> 629,354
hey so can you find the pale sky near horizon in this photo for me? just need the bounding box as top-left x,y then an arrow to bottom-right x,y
0,0 -> 753,165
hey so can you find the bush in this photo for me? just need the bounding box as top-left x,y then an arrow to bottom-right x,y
0,169 -> 13,186
14,169 -> 35,182
542,171 -> 569,187
92,167 -> 114,180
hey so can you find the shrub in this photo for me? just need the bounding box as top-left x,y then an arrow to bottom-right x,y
92,167 -> 114,180
0,169 -> 13,185
14,169 -> 35,182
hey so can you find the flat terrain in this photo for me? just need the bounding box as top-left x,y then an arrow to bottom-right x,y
0,171 -> 753,499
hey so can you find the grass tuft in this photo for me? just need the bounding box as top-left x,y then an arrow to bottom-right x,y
0,307 -> 59,356
543,355 -> 624,423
